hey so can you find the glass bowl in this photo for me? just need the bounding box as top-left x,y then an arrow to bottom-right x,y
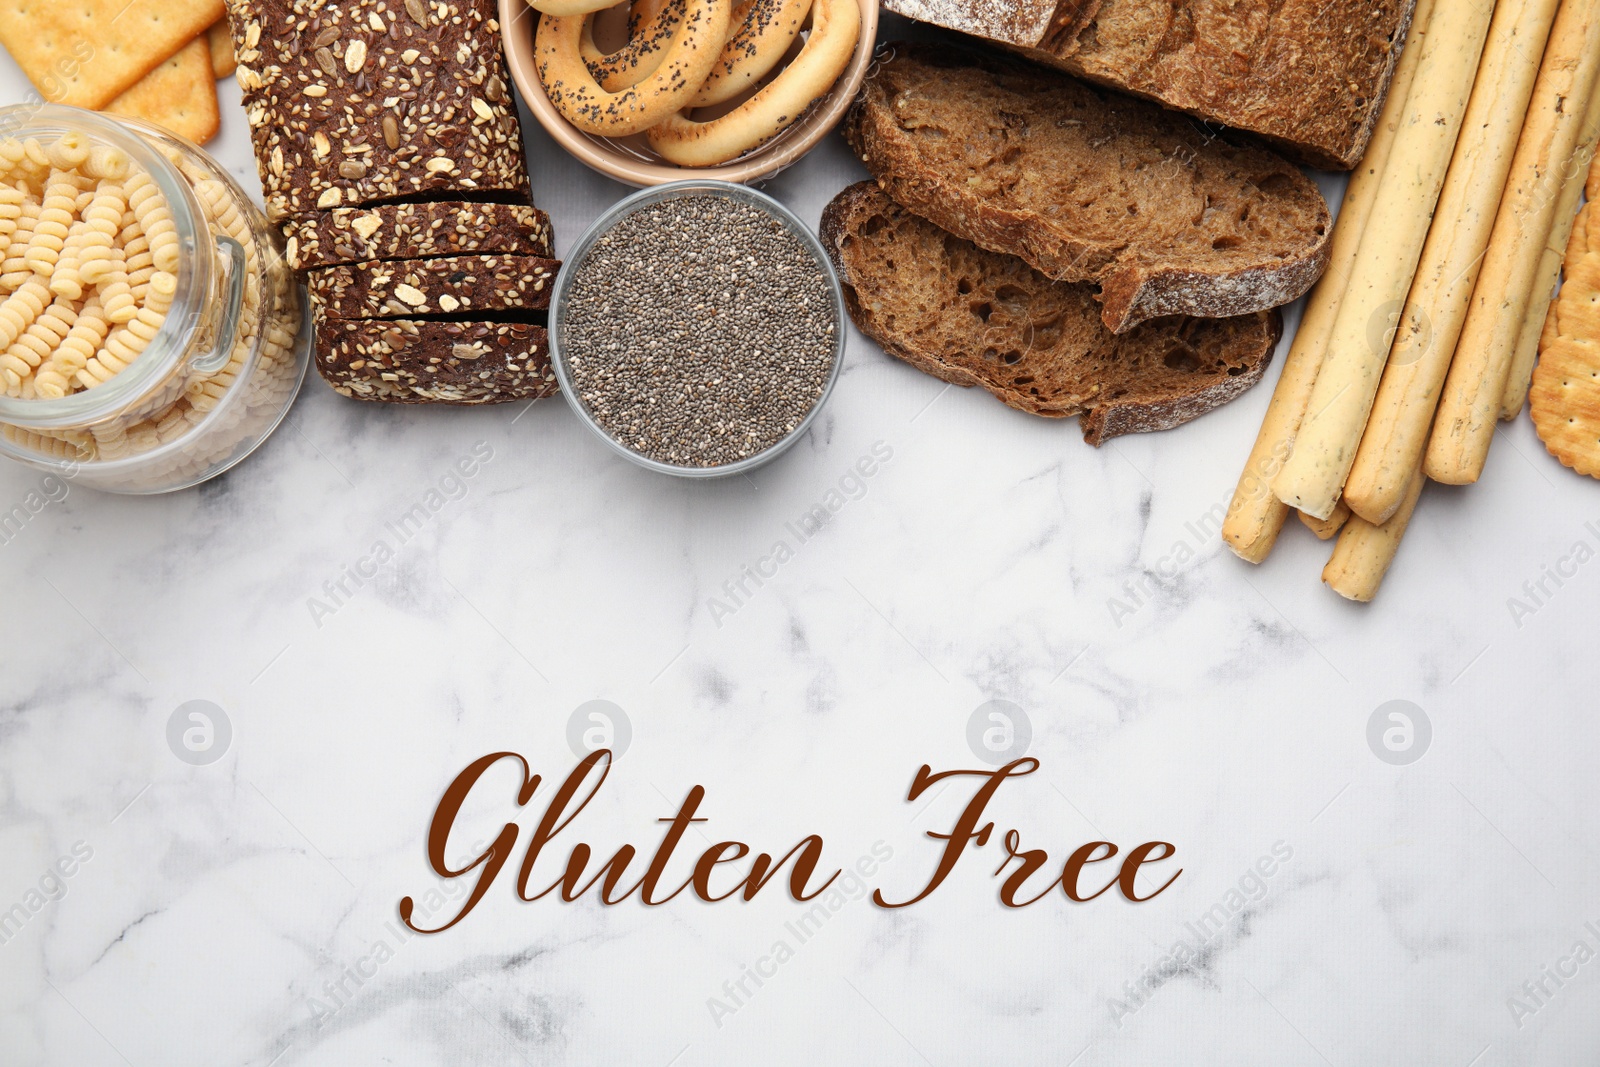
548,180 -> 846,478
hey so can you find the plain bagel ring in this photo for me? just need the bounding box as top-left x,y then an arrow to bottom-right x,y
580,0 -> 682,92
646,0 -> 858,166
536,0 -> 733,137
690,0 -> 813,108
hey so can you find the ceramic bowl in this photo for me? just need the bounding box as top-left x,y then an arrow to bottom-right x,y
500,0 -> 878,186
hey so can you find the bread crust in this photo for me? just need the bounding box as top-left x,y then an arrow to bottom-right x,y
821,182 -> 1280,445
845,43 -> 1330,333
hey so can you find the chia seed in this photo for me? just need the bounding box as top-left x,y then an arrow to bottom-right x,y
560,193 -> 838,469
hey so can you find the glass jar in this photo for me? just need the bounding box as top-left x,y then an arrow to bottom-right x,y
0,105 -> 308,494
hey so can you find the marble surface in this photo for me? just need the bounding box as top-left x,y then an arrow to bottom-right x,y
2,18 -> 1599,1067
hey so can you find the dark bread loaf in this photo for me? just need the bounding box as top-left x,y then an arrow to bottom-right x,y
845,43 -> 1331,333
822,182 -> 1280,444
227,0 -> 530,222
285,201 -> 554,272
315,314 -> 557,404
226,0 -> 565,407
309,254 -> 559,319
880,0 -> 1417,170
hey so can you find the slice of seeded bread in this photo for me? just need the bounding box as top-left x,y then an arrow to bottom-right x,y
284,201 -> 555,273
845,42 -> 1331,333
822,182 -> 1281,444
308,254 -> 559,319
314,313 -> 557,404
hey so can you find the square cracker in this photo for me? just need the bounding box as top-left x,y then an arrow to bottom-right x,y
208,18 -> 237,79
1530,239 -> 1600,477
0,0 -> 225,109
105,37 -> 221,145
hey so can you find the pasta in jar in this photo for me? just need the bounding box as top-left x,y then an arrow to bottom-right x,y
0,106 -> 308,494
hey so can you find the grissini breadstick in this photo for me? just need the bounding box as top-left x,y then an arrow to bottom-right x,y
1499,93 -> 1600,420
1220,0 -> 1438,564
1342,0 -> 1562,524
1299,501 -> 1351,541
1425,1 -> 1600,484
1323,459 -> 1425,603
1273,0 -> 1495,521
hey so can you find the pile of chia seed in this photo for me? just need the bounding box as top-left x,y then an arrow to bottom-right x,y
561,193 -> 838,469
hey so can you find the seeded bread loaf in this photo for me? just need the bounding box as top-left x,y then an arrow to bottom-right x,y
822,182 -> 1280,444
309,254 -> 559,319
225,0 -> 563,408
314,314 -> 557,404
226,0 -> 530,221
285,201 -> 554,272
880,0 -> 1417,170
846,43 -> 1331,333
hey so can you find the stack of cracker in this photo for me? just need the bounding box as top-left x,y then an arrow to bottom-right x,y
225,0 -> 561,404
0,0 -> 240,143
1529,153 -> 1600,477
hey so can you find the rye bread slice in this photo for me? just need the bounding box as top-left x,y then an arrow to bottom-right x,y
308,254 -> 559,319
880,0 -> 1417,170
845,42 -> 1331,333
821,182 -> 1280,444
314,313 -> 557,404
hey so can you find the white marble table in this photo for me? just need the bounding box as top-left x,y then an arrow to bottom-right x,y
1,17 -> 1597,1067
